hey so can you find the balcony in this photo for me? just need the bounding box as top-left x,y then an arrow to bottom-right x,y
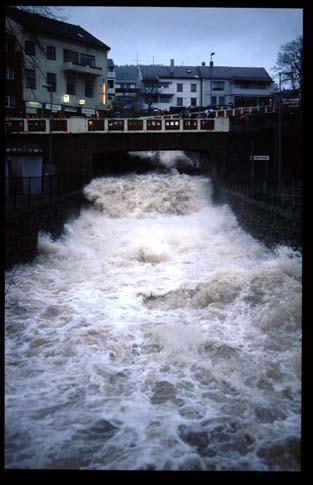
62,61 -> 103,77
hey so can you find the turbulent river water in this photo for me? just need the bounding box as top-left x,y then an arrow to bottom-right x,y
5,153 -> 302,471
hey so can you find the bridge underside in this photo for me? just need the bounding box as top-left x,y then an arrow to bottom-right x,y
6,132 -> 229,178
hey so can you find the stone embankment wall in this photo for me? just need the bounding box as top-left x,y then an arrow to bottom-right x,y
5,192 -> 88,269
212,185 -> 302,251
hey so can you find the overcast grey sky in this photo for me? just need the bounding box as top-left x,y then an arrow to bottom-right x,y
59,7 -> 303,78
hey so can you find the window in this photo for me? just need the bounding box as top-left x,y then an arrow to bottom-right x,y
6,67 -> 15,79
109,66 -> 114,72
25,40 -> 35,56
5,95 -> 15,108
211,81 -> 225,91
66,76 -> 76,95
190,97 -> 197,106
46,45 -> 56,60
47,72 -> 57,92
191,83 -> 197,92
63,49 -> 79,64
233,80 -> 267,89
218,96 -> 225,106
177,83 -> 183,92
159,95 -> 170,103
25,69 -> 36,89
108,80 -> 114,89
177,97 -> 183,106
85,79 -> 94,98
80,54 -> 95,67
211,96 -> 217,105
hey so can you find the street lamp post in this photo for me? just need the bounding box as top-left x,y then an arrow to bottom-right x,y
277,71 -> 293,204
42,83 -> 53,166
210,52 -> 215,106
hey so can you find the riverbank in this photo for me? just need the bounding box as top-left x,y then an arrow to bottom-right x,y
212,184 -> 302,251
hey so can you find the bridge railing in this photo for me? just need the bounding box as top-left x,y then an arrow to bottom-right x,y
6,104 -> 299,134
5,117 -> 230,134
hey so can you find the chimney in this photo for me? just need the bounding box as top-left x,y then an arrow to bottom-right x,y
201,61 -> 206,66
170,59 -> 174,67
210,60 -> 214,67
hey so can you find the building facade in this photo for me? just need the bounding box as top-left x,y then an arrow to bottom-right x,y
107,58 -> 115,108
5,7 -> 110,118
5,33 -> 24,117
138,60 -> 273,111
114,65 -> 141,111
199,65 -> 273,108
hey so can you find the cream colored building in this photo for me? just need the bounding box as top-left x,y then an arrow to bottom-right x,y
6,7 -> 111,117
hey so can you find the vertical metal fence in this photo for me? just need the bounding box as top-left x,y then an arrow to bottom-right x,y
222,175 -> 302,214
5,173 -> 88,213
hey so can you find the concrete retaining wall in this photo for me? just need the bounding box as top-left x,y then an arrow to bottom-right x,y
5,192 -> 87,269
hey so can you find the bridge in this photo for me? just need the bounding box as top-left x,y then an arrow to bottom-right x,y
5,105 -> 280,136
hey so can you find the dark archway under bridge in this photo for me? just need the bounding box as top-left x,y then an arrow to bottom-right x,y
6,131 -> 230,179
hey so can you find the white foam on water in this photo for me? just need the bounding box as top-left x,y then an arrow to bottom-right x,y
5,168 -> 302,470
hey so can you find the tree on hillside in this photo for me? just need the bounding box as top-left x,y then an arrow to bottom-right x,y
272,36 -> 303,102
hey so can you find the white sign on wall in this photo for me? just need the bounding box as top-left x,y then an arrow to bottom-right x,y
45,104 -> 62,111
81,108 -> 96,116
250,155 -> 270,161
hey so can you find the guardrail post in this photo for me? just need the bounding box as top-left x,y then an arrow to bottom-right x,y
49,174 -> 53,202
28,177 -> 31,207
13,179 -> 17,210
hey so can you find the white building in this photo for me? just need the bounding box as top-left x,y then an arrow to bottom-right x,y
6,7 -> 111,117
138,59 -> 273,111
139,60 -> 201,111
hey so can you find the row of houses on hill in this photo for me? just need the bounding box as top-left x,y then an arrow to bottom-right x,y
5,6 -> 274,118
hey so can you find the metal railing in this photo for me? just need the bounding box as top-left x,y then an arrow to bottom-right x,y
222,175 -> 302,215
5,173 -> 87,213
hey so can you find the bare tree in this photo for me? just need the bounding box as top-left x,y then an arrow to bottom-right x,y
141,78 -> 160,115
272,36 -> 303,102
13,5 -> 68,21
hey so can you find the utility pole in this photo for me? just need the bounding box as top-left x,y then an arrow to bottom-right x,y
42,83 -> 54,165
210,52 -> 215,106
133,55 -> 142,66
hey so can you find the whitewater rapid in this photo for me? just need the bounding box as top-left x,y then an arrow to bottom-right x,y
5,168 -> 302,470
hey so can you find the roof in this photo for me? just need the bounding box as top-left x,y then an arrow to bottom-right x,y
6,6 -> 110,51
139,64 -> 272,82
197,66 -> 273,82
140,65 -> 200,80
115,65 -> 139,82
